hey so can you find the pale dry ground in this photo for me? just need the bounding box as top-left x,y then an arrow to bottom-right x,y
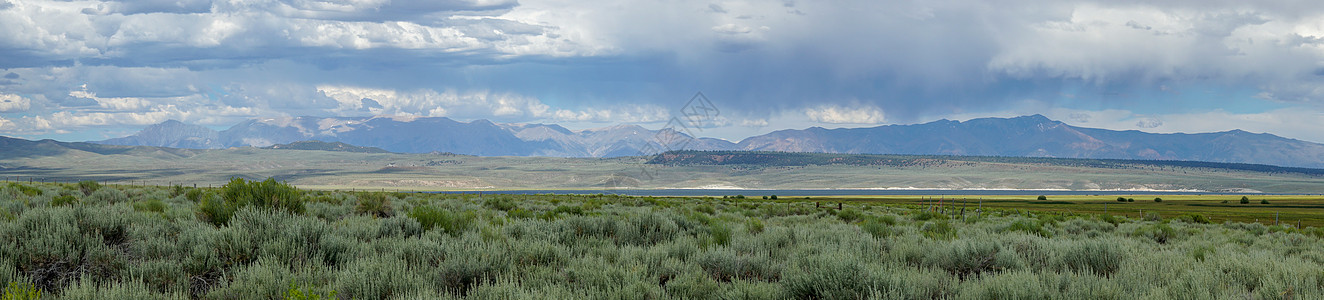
3,147 -> 1323,193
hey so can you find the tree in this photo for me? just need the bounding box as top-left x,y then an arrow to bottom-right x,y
1037,195 -> 1048,200
1154,197 -> 1162,202
1241,196 -> 1250,204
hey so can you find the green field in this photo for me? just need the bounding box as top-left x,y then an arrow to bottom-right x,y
812,194 -> 1324,227
3,179 -> 1324,299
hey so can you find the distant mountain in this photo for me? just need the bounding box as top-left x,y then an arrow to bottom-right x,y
263,141 -> 390,153
100,120 -> 222,149
92,114 -> 1324,168
0,136 -> 200,161
96,116 -> 734,157
737,115 -> 1324,168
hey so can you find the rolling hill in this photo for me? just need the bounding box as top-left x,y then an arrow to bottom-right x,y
91,114 -> 1324,168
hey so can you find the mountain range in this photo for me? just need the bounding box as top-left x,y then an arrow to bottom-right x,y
93,114 -> 1324,168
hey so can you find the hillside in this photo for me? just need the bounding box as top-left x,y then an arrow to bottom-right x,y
5,136 -> 1324,193
263,141 -> 391,153
92,115 -> 1324,168
737,115 -> 1324,168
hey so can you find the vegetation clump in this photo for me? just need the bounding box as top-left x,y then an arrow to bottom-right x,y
199,177 -> 303,225
0,180 -> 1320,298
355,193 -> 394,217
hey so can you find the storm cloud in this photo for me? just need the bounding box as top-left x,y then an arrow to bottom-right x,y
3,0 -> 1324,142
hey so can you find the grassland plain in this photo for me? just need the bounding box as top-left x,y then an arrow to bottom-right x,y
823,195 -> 1324,227
2,179 -> 1324,299
4,147 -> 1324,193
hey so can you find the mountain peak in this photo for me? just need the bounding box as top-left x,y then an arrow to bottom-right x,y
1018,114 -> 1052,122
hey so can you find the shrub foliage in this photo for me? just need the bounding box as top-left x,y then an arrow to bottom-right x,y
0,180 -> 1321,299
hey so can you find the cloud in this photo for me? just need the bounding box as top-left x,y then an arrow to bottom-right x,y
0,93 -> 30,112
316,85 -> 668,123
1135,117 -> 1163,128
6,0 -> 1324,142
805,105 -> 886,124
739,118 -> 768,127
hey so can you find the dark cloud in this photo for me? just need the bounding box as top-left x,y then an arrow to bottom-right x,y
2,72 -> 16,79
6,0 -> 1324,139
1069,113 -> 1091,123
1136,118 -> 1163,128
107,0 -> 213,14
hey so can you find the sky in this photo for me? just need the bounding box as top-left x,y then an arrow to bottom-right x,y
2,0 -> 1324,143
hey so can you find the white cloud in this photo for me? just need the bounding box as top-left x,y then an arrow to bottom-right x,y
0,93 -> 30,112
738,118 -> 768,127
316,85 -> 668,123
805,105 -> 886,124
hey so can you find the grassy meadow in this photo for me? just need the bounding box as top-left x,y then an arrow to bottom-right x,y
821,194 -> 1324,228
2,179 -> 1324,299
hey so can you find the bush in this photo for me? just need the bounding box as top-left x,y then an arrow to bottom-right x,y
1037,195 -> 1047,200
199,178 -> 303,225
483,197 -> 516,211
769,195 -> 778,200
1126,198 -> 1134,202
1176,213 -> 1212,224
221,178 -> 303,213
836,209 -> 865,223
2,282 -> 42,299
617,213 -> 680,246
1260,199 -> 1270,204
1142,212 -> 1161,222
860,219 -> 892,238
408,205 -> 474,236
746,219 -> 765,234
783,255 -> 868,299
197,194 -> 236,226
707,222 -> 733,247
921,220 -> 956,239
1057,240 -> 1122,276
1241,196 -> 1250,204
86,187 -> 129,204
184,188 -> 204,202
354,193 -> 393,217
7,183 -> 42,197
1133,223 -> 1177,244
1154,197 -> 1162,202
912,211 -> 942,221
285,282 -> 337,300
132,199 -> 167,213
1116,197 -> 1126,202
78,180 -> 101,196
51,195 -> 79,207
1004,219 -> 1051,237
